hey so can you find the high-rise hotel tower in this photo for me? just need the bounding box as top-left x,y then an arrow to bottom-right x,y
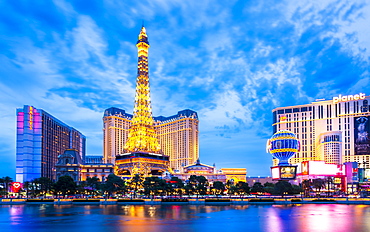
104,108 -> 199,172
104,27 -> 199,172
16,105 -> 86,182
272,93 -> 370,168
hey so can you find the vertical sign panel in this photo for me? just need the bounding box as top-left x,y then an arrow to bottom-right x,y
354,116 -> 370,155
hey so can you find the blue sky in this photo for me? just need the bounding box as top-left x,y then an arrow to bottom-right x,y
0,0 -> 369,178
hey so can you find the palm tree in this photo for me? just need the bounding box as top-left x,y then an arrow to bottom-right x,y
212,181 -> 225,197
251,182 -> 264,194
187,175 -> 197,196
3,176 -> 13,197
86,176 -> 100,197
54,176 -> 77,197
130,174 -> 144,199
102,174 -> 125,198
29,179 -> 38,198
263,182 -> 275,195
226,180 -> 238,196
274,180 -> 293,197
143,177 -> 171,197
312,179 -> 325,197
195,176 -> 208,197
37,177 -> 53,196
0,177 -> 4,196
158,178 -> 170,197
23,181 -> 29,198
302,179 -> 312,197
236,181 -> 250,197
170,177 -> 184,196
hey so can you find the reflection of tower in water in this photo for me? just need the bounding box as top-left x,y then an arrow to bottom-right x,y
113,205 -> 249,220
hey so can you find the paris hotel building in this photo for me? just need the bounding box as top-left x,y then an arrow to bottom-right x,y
103,107 -> 199,172
272,93 -> 370,168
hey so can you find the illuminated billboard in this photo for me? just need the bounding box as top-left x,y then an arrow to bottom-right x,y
11,182 -> 22,193
280,166 -> 297,179
365,169 -> 370,179
354,116 -> 370,155
271,166 -> 280,179
298,161 -> 345,176
279,115 -> 287,122
333,177 -> 342,184
301,161 -> 309,175
271,166 -> 297,180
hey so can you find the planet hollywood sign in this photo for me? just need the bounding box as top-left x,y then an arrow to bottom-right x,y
333,93 -> 366,104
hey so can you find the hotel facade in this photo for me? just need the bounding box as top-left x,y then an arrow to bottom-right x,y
272,93 -> 370,168
103,107 -> 199,172
16,105 -> 86,182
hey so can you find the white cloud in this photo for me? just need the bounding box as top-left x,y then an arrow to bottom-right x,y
247,57 -> 306,101
252,42 -> 273,58
348,73 -> 370,94
53,0 -> 76,16
284,0 -> 370,61
201,86 -> 252,132
0,14 -> 140,176
53,16 -> 135,100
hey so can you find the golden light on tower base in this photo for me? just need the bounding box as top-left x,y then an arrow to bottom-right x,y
115,152 -> 169,178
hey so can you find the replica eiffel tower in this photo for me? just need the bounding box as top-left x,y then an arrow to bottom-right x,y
115,27 -> 169,177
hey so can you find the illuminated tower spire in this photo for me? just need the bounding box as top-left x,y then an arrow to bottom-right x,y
124,27 -> 161,154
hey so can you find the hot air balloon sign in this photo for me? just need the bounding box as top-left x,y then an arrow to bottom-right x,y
266,130 -> 300,166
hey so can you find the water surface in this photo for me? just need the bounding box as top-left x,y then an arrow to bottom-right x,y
1,204 -> 370,232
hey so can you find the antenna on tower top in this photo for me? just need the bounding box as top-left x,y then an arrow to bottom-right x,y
142,20 -> 145,27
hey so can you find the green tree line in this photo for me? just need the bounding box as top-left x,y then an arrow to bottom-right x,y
0,174 -> 310,198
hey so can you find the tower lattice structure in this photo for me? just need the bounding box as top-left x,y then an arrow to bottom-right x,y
124,27 -> 161,154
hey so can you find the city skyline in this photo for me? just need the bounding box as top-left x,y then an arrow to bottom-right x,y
1,1 -> 370,177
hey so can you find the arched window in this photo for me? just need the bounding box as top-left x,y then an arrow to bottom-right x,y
65,159 -> 69,164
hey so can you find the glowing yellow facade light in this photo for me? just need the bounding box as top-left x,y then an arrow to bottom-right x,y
124,27 -> 161,154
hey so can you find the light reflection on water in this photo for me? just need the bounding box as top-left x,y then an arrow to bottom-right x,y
1,204 -> 370,232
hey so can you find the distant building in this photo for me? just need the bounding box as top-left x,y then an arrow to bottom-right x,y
173,159 -> 225,183
272,93 -> 370,167
103,108 -> 199,172
155,109 -> 199,172
55,149 -> 84,182
172,159 -> 247,183
220,168 -> 247,183
246,177 -> 274,186
102,107 -> 131,164
85,155 -> 103,164
55,149 -> 113,182
16,105 -> 86,182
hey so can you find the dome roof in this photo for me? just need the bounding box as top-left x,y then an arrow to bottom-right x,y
58,153 -> 74,159
271,130 -> 297,139
56,149 -> 83,165
184,159 -> 214,173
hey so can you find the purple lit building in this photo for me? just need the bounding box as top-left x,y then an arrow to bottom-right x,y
16,105 -> 86,182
